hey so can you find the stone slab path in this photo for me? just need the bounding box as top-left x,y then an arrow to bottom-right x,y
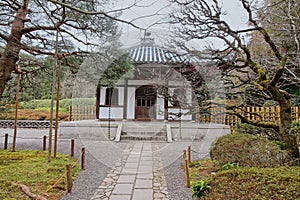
91,142 -> 169,200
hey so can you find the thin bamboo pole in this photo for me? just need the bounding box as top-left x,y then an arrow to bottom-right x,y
12,72 -> 20,152
54,58 -> 62,158
48,31 -> 59,162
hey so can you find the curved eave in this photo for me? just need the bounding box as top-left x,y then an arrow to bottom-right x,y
127,45 -> 199,65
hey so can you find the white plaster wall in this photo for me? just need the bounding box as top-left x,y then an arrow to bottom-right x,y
156,97 -> 165,120
127,87 -> 136,119
100,107 -> 123,119
100,88 -> 106,105
118,87 -> 124,106
186,88 -> 192,104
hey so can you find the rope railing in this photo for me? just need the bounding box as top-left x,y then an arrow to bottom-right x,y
42,148 -> 84,196
1,134 -> 86,196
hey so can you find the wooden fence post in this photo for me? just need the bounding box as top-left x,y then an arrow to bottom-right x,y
4,133 -> 8,150
66,164 -> 72,193
69,105 -> 72,121
183,150 -> 186,164
71,139 -> 75,157
187,145 -> 191,164
81,147 -> 85,170
295,106 -> 299,121
185,159 -> 190,188
43,136 -> 47,151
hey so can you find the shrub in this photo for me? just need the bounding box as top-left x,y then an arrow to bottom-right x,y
210,133 -> 291,167
220,162 -> 239,171
290,121 -> 300,145
236,122 -> 280,140
206,167 -> 300,200
192,179 -> 210,199
21,98 -> 96,111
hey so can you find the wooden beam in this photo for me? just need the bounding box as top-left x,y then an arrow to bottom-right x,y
123,79 -> 128,120
96,85 -> 100,119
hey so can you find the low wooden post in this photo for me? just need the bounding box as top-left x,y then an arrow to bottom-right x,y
185,159 -> 190,188
71,139 -> 75,157
4,133 -> 8,150
183,150 -> 186,164
66,164 -> 72,193
81,147 -> 85,170
187,145 -> 191,164
69,106 -> 72,121
43,136 -> 47,151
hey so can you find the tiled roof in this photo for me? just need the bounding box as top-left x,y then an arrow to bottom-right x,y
127,46 -> 199,64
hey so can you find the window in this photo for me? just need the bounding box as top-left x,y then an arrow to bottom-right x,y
105,88 -> 118,106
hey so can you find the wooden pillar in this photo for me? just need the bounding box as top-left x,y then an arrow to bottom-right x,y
96,84 -> 100,119
123,79 -> 128,120
191,92 -> 196,121
164,82 -> 169,121
164,98 -> 168,121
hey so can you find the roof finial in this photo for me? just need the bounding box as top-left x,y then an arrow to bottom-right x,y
144,31 -> 151,38
140,30 -> 155,46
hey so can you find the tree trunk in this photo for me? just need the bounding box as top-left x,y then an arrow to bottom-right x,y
269,86 -> 300,161
279,101 -> 300,160
0,0 -> 30,98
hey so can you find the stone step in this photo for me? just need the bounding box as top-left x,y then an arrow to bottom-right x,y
122,126 -> 166,132
122,131 -> 166,136
120,135 -> 167,141
120,130 -> 167,141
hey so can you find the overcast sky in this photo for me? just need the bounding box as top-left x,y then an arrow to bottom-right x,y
114,0 -> 250,49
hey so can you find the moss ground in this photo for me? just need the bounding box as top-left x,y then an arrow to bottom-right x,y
0,150 -> 80,200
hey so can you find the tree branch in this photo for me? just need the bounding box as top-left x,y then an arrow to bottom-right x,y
46,0 -> 143,30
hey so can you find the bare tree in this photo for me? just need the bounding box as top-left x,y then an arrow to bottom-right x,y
0,0 -> 142,98
170,0 -> 300,160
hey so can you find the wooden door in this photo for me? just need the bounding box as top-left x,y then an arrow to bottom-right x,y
135,86 -> 156,120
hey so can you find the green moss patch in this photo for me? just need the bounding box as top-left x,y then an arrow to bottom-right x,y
0,150 -> 80,199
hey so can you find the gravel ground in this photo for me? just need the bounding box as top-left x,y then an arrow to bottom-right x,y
0,128 -> 214,200
158,141 -> 211,200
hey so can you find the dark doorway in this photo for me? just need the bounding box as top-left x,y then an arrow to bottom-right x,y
135,85 -> 157,120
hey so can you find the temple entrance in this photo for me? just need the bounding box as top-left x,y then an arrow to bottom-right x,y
135,85 -> 156,120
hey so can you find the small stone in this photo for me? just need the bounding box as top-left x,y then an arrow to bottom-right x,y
154,192 -> 164,198
99,185 -> 107,189
153,186 -> 160,190
98,189 -> 106,193
108,185 -> 114,189
153,182 -> 161,187
104,178 -> 114,183
161,190 -> 169,195
105,191 -> 112,196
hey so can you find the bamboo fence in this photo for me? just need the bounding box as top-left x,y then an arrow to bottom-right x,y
69,105 -> 96,121
69,105 -> 299,131
198,106 -> 299,131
